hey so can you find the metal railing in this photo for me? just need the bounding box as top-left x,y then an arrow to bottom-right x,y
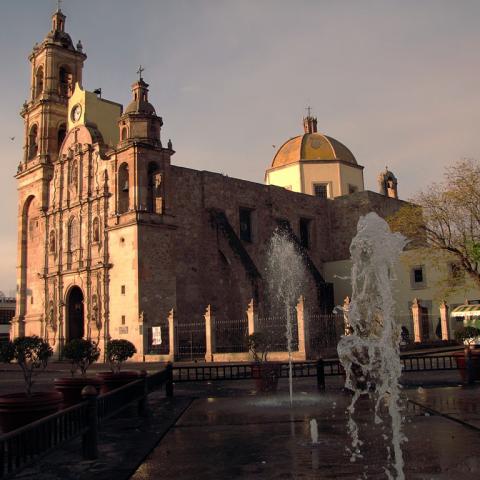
0,365 -> 173,479
171,354 -> 462,386
401,354 -> 458,372
173,360 -> 327,390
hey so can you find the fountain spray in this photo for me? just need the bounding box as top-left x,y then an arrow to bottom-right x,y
267,228 -> 305,406
337,212 -> 407,479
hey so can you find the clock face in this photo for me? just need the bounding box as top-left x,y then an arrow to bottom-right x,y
71,104 -> 82,122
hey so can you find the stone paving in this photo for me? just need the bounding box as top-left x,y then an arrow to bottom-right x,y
130,380 -> 480,480
1,360 -> 479,479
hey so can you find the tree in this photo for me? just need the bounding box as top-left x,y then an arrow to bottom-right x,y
389,158 -> 480,290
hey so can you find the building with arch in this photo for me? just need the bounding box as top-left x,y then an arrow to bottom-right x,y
14,8 -> 477,360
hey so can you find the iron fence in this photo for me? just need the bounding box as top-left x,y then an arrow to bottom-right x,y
174,320 -> 206,360
173,360 -> 324,384
0,402 -> 90,479
308,314 -> 343,354
214,318 -> 248,353
171,354 -> 461,385
0,366 -> 173,479
401,354 -> 458,372
256,315 -> 299,351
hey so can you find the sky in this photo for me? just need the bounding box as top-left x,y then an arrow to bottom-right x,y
0,0 -> 480,294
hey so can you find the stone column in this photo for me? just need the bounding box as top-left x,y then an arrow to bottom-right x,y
204,305 -> 215,363
296,296 -> 309,360
246,298 -> 256,336
439,301 -> 450,341
168,308 -> 175,360
411,298 -> 422,343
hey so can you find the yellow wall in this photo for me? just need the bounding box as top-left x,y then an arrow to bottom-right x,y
323,249 -> 480,337
339,163 -> 364,195
267,161 -> 364,198
301,162 -> 340,197
68,83 -> 122,147
108,225 -> 143,359
265,164 -> 302,192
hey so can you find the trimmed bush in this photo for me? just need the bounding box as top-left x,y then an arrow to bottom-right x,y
106,339 -> 136,373
63,338 -> 100,376
0,336 -> 53,395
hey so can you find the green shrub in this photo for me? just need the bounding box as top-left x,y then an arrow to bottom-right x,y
106,339 -> 136,373
455,326 -> 480,346
0,336 -> 53,396
63,338 -> 100,376
247,331 -> 272,363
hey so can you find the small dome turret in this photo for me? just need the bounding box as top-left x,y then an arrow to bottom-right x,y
118,68 -> 164,147
125,72 -> 156,115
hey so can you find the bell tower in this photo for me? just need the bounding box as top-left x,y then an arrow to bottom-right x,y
19,6 -> 86,169
13,7 -> 86,338
115,71 -> 174,216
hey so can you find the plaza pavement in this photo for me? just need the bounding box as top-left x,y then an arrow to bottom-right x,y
1,357 -> 479,479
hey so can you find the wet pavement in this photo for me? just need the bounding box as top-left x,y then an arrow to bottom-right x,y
131,380 -> 480,480
2,361 -> 480,479
407,385 -> 480,430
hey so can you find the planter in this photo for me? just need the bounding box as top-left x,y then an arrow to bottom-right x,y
96,370 -> 139,394
0,391 -> 63,433
54,377 -> 103,407
453,349 -> 480,383
251,363 -> 281,393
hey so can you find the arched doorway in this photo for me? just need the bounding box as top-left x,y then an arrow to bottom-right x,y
66,286 -> 84,341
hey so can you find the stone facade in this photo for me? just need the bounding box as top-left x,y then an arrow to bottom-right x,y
12,9 -> 408,361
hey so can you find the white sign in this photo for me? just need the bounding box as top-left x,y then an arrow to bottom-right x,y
152,326 -> 162,346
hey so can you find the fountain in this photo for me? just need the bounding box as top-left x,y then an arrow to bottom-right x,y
132,212 -> 480,479
266,228 -> 305,406
309,418 -> 319,444
337,212 -> 407,479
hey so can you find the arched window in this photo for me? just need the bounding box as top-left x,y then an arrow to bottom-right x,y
118,163 -> 129,214
57,124 -> 67,152
59,66 -> 73,97
35,66 -> 44,98
49,230 -> 56,254
121,126 -> 128,141
28,124 -> 38,159
92,217 -> 100,242
146,162 -> 162,213
67,217 -> 78,252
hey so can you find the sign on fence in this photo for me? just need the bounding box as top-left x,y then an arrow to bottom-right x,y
152,326 -> 162,346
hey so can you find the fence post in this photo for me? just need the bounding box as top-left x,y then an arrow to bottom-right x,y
316,358 -> 325,391
296,296 -> 309,360
204,305 -> 215,362
138,370 -> 149,417
168,308 -> 175,362
165,362 -> 174,397
411,298 -> 422,343
247,298 -> 256,335
439,301 -> 450,341
81,385 -> 99,460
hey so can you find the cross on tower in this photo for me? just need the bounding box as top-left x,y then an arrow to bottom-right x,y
306,106 -> 312,117
137,65 -> 145,80
57,0 -> 63,11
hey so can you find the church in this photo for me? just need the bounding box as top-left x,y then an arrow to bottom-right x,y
13,8 -> 414,361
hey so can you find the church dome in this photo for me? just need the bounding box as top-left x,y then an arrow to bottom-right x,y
125,98 -> 156,115
271,132 -> 357,168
